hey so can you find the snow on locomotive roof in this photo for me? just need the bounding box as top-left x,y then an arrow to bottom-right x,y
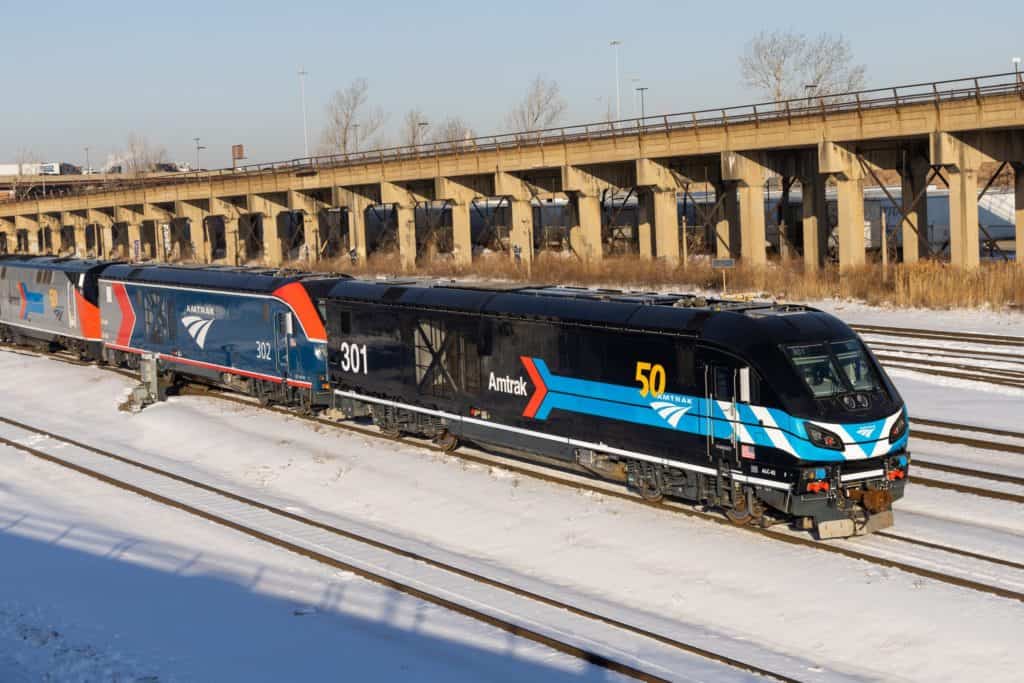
0,255 -> 118,274
323,277 -> 846,345
99,262 -> 348,293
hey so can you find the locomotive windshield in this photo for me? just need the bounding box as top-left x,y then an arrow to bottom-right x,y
783,339 -> 880,398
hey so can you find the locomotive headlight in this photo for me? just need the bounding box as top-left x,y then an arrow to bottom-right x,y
805,423 -> 844,451
314,345 -> 326,361
888,413 -> 907,443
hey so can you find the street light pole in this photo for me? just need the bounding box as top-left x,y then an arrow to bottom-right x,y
298,67 -> 310,157
193,137 -> 206,171
636,87 -> 649,119
610,40 -> 622,120
84,146 -> 90,174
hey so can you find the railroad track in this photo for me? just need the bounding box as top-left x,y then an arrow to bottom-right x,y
0,413 -> 797,683
851,324 -> 1024,349
3,344 -> 1024,603
852,323 -> 1024,390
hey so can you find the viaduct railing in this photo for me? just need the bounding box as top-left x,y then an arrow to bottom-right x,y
6,71 -> 1024,203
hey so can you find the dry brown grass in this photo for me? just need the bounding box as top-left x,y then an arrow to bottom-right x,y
298,252 -> 1024,310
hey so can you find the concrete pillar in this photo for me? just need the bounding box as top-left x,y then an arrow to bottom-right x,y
288,190 -> 328,263
721,152 -> 768,266
15,215 -> 40,254
819,142 -> 866,269
380,182 -> 422,271
210,197 -> 239,265
494,172 -> 535,269
561,165 -> 605,263
569,194 -> 603,261
61,212 -> 86,256
247,194 -> 287,266
901,157 -> 930,263
86,209 -> 112,258
947,167 -> 980,268
801,172 -> 828,271
435,177 -> 478,268
637,193 -> 654,259
113,207 -> 141,261
1015,163 -> 1024,265
173,201 -> 208,262
714,182 -> 739,259
509,200 -> 533,269
0,218 -> 13,254
335,188 -> 374,263
931,132 -> 984,268
651,190 -> 679,263
835,174 -> 866,269
635,159 -> 682,265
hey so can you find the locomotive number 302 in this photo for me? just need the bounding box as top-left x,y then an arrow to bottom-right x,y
635,362 -> 666,397
339,342 -> 369,374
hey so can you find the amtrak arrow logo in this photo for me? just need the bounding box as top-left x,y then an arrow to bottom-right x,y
651,401 -> 692,429
182,315 -> 215,349
856,425 -> 878,439
520,356 -> 548,418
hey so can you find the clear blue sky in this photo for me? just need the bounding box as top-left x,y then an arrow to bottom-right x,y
2,0 -> 1019,168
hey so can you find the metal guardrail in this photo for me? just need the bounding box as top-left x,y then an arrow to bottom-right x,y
7,71 -> 1024,204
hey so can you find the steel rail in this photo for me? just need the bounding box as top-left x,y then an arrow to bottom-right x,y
2,343 -> 1023,603
852,324 -> 1024,348
0,413 -> 796,683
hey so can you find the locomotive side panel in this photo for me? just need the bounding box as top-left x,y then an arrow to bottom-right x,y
99,279 -> 327,393
0,261 -> 101,350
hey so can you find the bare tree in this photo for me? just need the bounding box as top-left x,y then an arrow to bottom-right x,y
430,116 -> 476,149
120,133 -> 167,175
506,76 -> 567,132
739,31 -> 866,103
318,78 -> 386,154
399,109 -> 431,147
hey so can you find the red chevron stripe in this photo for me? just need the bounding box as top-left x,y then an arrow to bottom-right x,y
113,283 -> 136,348
520,356 -> 548,419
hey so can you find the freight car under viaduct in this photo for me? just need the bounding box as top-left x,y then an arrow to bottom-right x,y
2,72 -> 1023,270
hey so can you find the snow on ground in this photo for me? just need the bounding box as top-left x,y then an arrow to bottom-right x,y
809,299 -> 1024,336
1,351 -> 1023,682
0,440 -> 630,683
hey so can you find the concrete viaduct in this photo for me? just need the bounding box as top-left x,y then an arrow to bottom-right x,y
2,72 -> 1023,270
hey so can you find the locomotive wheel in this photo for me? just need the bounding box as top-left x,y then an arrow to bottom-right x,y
434,431 -> 460,453
637,477 -> 664,503
725,494 -> 752,526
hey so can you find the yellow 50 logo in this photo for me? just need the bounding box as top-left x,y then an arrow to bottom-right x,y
635,362 -> 666,397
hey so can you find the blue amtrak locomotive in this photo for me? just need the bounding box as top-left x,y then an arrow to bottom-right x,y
96,265 -> 340,409
322,282 -> 909,539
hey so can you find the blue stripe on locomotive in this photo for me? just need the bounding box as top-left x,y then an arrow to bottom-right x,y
528,358 -> 907,463
120,284 -> 326,386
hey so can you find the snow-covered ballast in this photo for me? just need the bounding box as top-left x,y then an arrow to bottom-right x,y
322,282 -> 909,539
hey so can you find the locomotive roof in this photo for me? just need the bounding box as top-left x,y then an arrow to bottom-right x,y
0,255 -> 118,274
323,278 -> 855,349
99,263 -> 349,294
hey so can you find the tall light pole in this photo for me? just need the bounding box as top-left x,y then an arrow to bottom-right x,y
609,40 -> 622,121
193,137 -> 206,171
352,123 -> 360,153
84,146 -> 90,174
636,87 -> 649,119
298,66 -> 310,157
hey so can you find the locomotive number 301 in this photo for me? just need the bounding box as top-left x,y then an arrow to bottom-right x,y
635,362 -> 666,397
339,342 -> 369,374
